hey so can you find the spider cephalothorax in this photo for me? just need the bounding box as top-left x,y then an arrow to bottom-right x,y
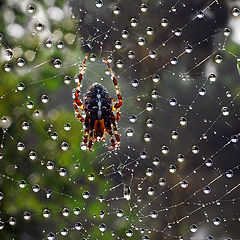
73,54 -> 122,151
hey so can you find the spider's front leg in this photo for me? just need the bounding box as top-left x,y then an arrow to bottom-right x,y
73,54 -> 88,122
103,59 -> 123,110
110,96 -> 121,120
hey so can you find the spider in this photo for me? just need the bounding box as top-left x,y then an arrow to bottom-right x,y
73,54 -> 123,151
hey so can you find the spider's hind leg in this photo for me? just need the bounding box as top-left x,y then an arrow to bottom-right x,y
104,119 -> 116,150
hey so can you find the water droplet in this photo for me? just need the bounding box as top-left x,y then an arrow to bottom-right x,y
27,4 -> 35,14
146,27 -> 154,35
53,58 -> 62,68
45,38 -> 53,48
63,123 -> 71,131
124,229 -> 133,237
116,209 -> 124,217
223,28 -> 231,37
192,145 -> 200,154
179,117 -> 187,126
127,50 -> 135,60
50,132 -> 58,140
9,217 -> 16,226
232,7 -> 240,17
180,180 -> 188,188
171,130 -> 179,140
62,208 -> 70,217
56,40 -> 64,49
61,142 -> 69,151
19,180 -> 26,188
213,217 -> 221,226
89,53 -> 96,62
99,223 -> 106,232
2,49 -> 13,61
198,87 -> 206,96
203,186 -> 211,194
59,168 -> 67,176
17,58 -> 25,67
174,28 -> 182,36
149,50 -> 157,58
116,59 -> 124,68
130,18 -> 138,27
169,98 -> 177,106
43,209 -> 51,218
221,107 -> 229,116
75,222 -> 83,230
196,10 -> 204,18
0,192 -> 4,200
60,228 -> 68,236
190,224 -> 198,233
121,30 -> 129,39
64,75 -> 71,84
41,94 -> 49,103
162,145 -> 169,154
153,157 -> 160,166
185,45 -> 193,53
215,54 -> 223,63
88,173 -> 95,181
140,3 -> 148,12
23,211 -> 31,220
159,178 -> 166,186
205,158 -> 213,167
208,73 -> 216,82
131,79 -> 139,87
169,164 -> 177,173
152,74 -> 160,83
146,118 -> 154,128
115,40 -> 122,49
138,37 -> 145,46
150,210 -> 158,219
32,184 -> 40,192
129,115 -> 137,123
226,169 -> 234,178
47,232 -> 55,240
96,0 -> 103,8
147,186 -> 155,195
151,90 -> 159,99
113,6 -> 120,15
35,22 -> 45,31
161,18 -> 169,27
123,184 -> 131,200
17,142 -> 25,151
170,57 -> 178,65
82,191 -> 90,199
46,161 -> 54,170
146,103 -> 153,111
146,168 -> 153,176
4,63 -> 12,72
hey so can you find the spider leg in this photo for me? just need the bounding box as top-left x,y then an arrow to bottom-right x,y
104,119 -> 116,150
88,117 -> 95,151
110,96 -> 121,120
103,59 -> 123,110
73,54 -> 89,122
83,116 -> 90,146
111,114 -> 120,150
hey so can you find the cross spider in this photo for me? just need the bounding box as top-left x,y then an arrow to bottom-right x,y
73,54 -> 123,151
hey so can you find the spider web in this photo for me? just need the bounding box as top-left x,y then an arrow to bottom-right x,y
0,0 -> 240,239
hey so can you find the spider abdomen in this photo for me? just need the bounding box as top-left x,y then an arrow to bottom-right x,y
83,83 -> 112,120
